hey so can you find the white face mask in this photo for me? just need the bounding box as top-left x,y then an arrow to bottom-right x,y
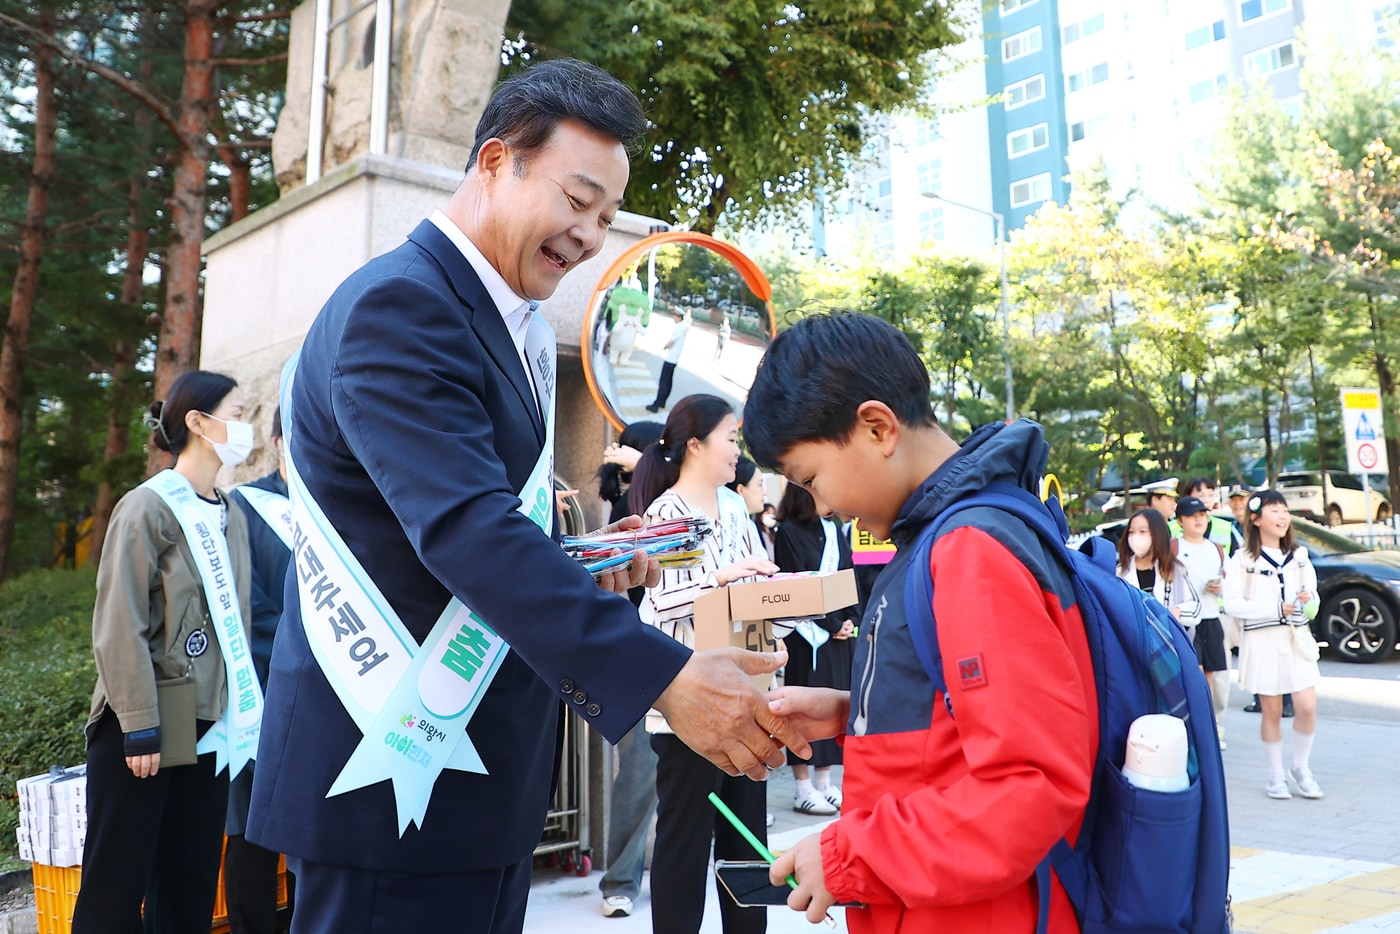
1127,533 -> 1153,559
761,514 -> 777,529
201,414 -> 255,467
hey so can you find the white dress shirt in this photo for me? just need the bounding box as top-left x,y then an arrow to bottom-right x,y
429,211 -> 538,405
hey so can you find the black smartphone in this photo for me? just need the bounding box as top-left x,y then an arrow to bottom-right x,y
714,860 -> 792,907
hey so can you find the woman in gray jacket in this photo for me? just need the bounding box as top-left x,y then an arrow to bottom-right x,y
72,371 -> 254,934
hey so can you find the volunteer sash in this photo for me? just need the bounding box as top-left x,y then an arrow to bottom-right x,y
236,485 -> 294,549
141,470 -> 262,778
280,316 -> 557,835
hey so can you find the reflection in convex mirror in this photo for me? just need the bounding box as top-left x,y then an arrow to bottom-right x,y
582,233 -> 776,430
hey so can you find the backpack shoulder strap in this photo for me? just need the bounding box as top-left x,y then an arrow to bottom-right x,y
903,483 -> 1075,703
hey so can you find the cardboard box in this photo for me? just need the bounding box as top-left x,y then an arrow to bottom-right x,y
693,569 -> 858,690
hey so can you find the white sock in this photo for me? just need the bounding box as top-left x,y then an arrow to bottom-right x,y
795,778 -> 813,798
812,769 -> 830,791
1293,730 -> 1315,770
1209,670 -> 1230,725
1264,740 -> 1285,778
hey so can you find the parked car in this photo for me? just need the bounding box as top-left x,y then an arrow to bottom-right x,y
1277,470 -> 1391,526
1292,517 -> 1400,662
1079,515 -> 1400,662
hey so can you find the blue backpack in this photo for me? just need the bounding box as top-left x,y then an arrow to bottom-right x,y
903,483 -> 1230,934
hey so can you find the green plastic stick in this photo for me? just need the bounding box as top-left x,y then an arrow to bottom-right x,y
707,792 -> 797,889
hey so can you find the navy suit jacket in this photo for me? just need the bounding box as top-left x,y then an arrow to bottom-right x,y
247,221 -> 691,872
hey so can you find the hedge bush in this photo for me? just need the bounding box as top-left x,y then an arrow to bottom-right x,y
0,567 -> 98,865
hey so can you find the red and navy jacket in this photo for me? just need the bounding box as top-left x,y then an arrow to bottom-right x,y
822,420 -> 1098,933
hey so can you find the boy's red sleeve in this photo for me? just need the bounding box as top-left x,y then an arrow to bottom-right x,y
820,524 -> 1096,908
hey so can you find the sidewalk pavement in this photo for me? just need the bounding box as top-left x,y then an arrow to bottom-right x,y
526,673 -> 1400,933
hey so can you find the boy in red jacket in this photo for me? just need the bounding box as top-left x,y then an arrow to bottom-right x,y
743,313 -> 1097,933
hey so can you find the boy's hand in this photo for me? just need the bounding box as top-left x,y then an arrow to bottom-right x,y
766,687 -> 850,743
833,619 -> 856,640
771,832 -> 836,923
1205,581 -> 1222,595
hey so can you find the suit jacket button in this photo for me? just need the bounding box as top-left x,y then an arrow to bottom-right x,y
586,702 -> 602,717
560,679 -> 575,695
572,689 -> 588,705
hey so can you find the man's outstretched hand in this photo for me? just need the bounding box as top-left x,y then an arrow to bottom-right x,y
591,514 -> 662,594
654,648 -> 813,781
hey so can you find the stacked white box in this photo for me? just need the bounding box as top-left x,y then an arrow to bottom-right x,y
14,765 -> 87,867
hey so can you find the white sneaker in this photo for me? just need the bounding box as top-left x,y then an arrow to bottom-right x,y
793,788 -> 837,815
1289,766 -> 1324,799
817,785 -> 842,810
602,895 -> 633,918
1218,736 -> 1228,751
765,812 -> 775,828
1266,775 -> 1292,799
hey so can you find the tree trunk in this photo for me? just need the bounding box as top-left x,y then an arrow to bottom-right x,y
147,0 -> 217,477
1308,346 -> 1328,481
1261,389 -> 1275,486
218,142 -> 251,221
0,13 -> 58,578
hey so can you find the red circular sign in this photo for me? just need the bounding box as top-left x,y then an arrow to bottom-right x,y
1359,442 -> 1380,470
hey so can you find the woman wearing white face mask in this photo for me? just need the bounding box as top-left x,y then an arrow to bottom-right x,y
72,371 -> 255,934
1114,508 -> 1200,634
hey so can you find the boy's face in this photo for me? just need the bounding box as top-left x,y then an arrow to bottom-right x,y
1179,511 -> 1209,539
778,433 -> 905,540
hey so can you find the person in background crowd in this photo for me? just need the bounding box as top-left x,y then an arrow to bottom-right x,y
1224,490 -> 1323,800
773,484 -> 859,816
646,310 -> 692,413
594,420 -> 664,920
1227,485 -> 1251,553
73,371 -> 253,934
1145,480 -> 1178,522
222,406 -> 295,934
631,394 -> 779,934
1171,477 -> 1235,552
727,456 -> 770,559
1114,508 -> 1200,631
1174,496 -> 1230,751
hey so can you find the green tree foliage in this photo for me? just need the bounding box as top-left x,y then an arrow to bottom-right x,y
503,0 -> 970,232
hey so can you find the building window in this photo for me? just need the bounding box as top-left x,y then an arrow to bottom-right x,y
1185,20 -> 1226,48
912,119 -> 938,148
1000,0 -> 1037,13
1010,173 -> 1052,208
1002,26 -> 1043,62
917,159 -> 943,194
1066,63 -> 1110,92
1005,74 -> 1047,110
1245,40 -> 1297,76
874,223 -> 895,258
1063,14 -> 1106,44
1187,74 -> 1229,102
919,207 -> 945,243
1240,0 -> 1289,23
1068,115 -> 1110,141
877,178 -> 893,198
1007,123 -> 1049,157
1280,94 -> 1303,119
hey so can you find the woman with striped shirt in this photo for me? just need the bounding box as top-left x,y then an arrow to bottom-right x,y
629,394 -> 778,934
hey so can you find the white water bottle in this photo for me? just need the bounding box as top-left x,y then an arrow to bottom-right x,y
1120,714 -> 1189,793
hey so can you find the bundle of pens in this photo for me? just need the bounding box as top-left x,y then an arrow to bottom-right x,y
562,517 -> 711,577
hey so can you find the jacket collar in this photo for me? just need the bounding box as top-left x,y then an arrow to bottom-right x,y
406,219 -> 545,444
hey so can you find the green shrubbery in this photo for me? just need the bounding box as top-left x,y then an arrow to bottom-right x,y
0,567 -> 98,866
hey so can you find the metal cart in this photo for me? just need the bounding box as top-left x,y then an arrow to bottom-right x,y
533,480 -> 594,875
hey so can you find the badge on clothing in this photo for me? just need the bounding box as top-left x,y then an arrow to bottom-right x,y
185,629 -> 209,658
956,654 -> 988,689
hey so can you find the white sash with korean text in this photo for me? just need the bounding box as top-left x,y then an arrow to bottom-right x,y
141,470 -> 262,778
280,317 -> 556,835
235,485 -> 294,550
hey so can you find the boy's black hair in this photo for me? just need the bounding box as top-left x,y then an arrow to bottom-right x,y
743,312 -> 936,469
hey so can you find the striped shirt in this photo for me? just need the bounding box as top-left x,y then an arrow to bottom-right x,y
641,485 -> 768,733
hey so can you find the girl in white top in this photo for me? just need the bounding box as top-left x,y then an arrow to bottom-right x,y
1114,508 -> 1200,630
628,394 -> 777,934
1223,490 -> 1323,801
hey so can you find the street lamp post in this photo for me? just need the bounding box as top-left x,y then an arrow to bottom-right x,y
923,193 -> 1014,423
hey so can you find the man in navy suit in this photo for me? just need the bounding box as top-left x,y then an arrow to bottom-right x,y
247,59 -> 808,933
